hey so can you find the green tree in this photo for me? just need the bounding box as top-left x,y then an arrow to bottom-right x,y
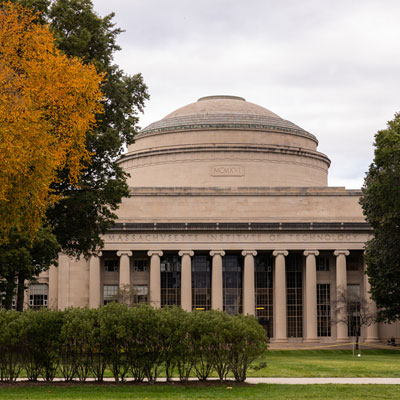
360,112 -> 400,322
12,0 -> 149,257
2,0 -> 148,311
0,227 -> 60,311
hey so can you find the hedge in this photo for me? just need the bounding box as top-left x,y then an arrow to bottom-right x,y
0,303 -> 268,383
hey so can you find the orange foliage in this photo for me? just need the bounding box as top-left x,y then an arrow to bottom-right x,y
0,2 -> 104,242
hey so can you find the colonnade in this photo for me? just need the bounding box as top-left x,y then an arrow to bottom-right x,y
88,248 -> 379,343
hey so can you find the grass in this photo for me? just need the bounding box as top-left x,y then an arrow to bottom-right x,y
9,349 -> 400,380
248,349 -> 400,377
0,383 -> 400,400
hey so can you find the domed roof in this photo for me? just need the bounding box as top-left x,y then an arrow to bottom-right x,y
138,95 -> 317,143
165,95 -> 280,118
122,95 -> 330,188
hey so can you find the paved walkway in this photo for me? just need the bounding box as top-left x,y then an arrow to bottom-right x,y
245,377 -> 400,384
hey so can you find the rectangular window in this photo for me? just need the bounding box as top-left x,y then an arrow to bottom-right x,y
347,255 -> 360,271
104,259 -> 119,272
317,284 -> 331,336
29,284 -> 48,309
0,293 -> 17,310
223,255 -> 243,315
255,253 -> 273,337
286,254 -> 303,338
192,255 -> 211,311
134,259 -> 148,272
132,285 -> 149,304
161,254 -> 181,307
103,284 -> 118,305
347,284 -> 361,336
317,256 -> 330,271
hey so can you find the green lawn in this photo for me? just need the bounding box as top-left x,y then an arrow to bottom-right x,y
0,384 -> 399,400
8,349 -> 400,380
248,349 -> 400,377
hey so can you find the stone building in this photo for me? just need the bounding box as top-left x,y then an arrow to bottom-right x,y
34,95 -> 397,345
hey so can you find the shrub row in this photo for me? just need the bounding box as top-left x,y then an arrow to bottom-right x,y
0,303 -> 268,383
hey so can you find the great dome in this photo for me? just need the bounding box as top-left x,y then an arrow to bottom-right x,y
120,96 -> 331,188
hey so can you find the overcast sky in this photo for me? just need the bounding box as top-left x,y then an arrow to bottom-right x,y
93,0 -> 400,189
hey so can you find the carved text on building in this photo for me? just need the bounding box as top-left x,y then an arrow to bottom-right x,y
211,165 -> 245,176
104,232 -> 364,243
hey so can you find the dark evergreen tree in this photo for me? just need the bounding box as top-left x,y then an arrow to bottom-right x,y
360,112 -> 400,322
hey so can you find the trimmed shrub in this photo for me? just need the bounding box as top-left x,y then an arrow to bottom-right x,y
0,305 -> 268,383
228,314 -> 268,382
0,310 -> 23,382
188,310 -> 217,381
98,303 -> 129,382
20,309 -> 63,381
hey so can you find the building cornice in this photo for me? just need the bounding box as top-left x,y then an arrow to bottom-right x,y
126,186 -> 362,197
119,144 -> 330,167
107,221 -> 371,234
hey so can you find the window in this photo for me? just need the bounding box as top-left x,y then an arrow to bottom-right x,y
347,284 -> 361,337
287,254 -> 303,337
192,255 -> 211,311
104,259 -> 119,272
1,293 -> 17,310
317,284 -> 331,336
161,254 -> 181,307
132,285 -> 148,304
255,254 -> 273,337
134,258 -> 148,272
317,256 -> 330,271
347,255 -> 360,271
103,284 -> 118,305
223,255 -> 242,315
29,284 -> 48,309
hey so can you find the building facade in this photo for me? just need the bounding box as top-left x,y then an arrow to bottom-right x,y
34,95 -> 397,344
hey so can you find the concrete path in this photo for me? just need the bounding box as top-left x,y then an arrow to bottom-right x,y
245,377 -> 400,384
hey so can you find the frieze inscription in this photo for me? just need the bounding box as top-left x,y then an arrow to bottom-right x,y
211,165 -> 244,177
104,233 -> 366,243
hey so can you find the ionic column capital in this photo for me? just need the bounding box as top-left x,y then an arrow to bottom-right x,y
210,250 -> 225,257
273,250 -> 288,257
178,250 -> 194,257
303,250 -> 319,257
91,250 -> 103,258
117,250 -> 132,257
334,250 -> 350,257
241,250 -> 257,257
147,250 -> 163,257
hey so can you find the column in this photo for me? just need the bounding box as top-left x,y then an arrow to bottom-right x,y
148,250 -> 163,308
364,261 -> 379,342
89,251 -> 102,309
210,250 -> 225,311
273,250 -> 288,343
334,250 -> 350,342
179,250 -> 194,312
304,250 -> 319,343
48,265 -> 58,310
117,251 -> 132,294
58,253 -> 70,310
242,250 -> 257,316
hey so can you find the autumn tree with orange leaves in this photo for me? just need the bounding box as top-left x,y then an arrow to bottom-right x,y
0,1 -> 104,243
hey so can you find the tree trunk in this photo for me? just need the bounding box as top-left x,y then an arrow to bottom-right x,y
16,272 -> 26,312
3,274 -> 16,310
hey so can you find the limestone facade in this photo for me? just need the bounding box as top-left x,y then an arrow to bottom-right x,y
33,95 -> 398,345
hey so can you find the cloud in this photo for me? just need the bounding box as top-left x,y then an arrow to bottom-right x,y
92,0 -> 400,188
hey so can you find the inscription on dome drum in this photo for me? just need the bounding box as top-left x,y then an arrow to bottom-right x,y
211,165 -> 245,177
